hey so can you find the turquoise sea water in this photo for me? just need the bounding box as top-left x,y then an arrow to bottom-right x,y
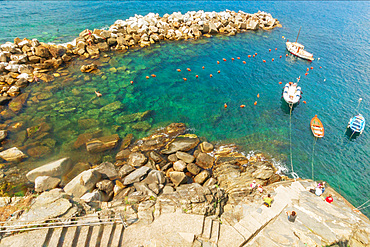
1,1 -> 369,216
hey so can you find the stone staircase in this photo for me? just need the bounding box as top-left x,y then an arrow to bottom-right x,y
198,216 -> 220,246
0,220 -> 125,247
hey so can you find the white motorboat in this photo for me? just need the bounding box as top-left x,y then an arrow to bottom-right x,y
286,27 -> 314,61
282,82 -> 302,105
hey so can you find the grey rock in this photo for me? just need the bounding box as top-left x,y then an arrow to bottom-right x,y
149,151 -> 163,163
203,177 -> 217,187
63,169 -> 102,198
0,147 -> 27,163
187,163 -> 201,175
173,160 -> 187,172
168,154 -> 178,162
169,171 -> 188,187
161,136 -> 199,154
0,130 -> 7,141
123,166 -> 151,185
19,189 -> 72,222
119,164 -> 135,178
196,152 -> 215,169
96,180 -> 114,194
80,189 -> 110,203
26,158 -> 71,182
128,152 -> 147,167
176,151 -> 195,163
200,142 -> 214,152
252,162 -> 275,180
34,176 -> 61,192
142,170 -> 166,184
162,185 -> 175,194
148,183 -> 161,195
116,149 -> 131,160
93,162 -> 118,180
134,182 -> 157,198
194,170 -> 210,184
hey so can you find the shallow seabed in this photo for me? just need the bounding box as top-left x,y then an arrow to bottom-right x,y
0,1 -> 369,216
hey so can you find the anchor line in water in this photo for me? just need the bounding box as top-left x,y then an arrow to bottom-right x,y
311,137 -> 318,180
289,103 -> 295,178
356,199 -> 370,210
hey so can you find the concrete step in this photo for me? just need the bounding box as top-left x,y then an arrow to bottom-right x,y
88,224 -> 102,247
202,217 -> 213,240
110,223 -> 124,247
238,215 -> 262,234
47,227 -> 63,247
61,226 -> 78,247
99,223 -> 115,247
210,220 -> 220,244
75,225 -> 91,246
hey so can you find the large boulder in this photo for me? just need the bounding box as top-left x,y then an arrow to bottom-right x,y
194,170 -> 210,184
35,176 -> 61,192
96,180 -> 114,194
93,162 -> 118,180
176,151 -> 195,163
80,63 -> 98,73
187,163 -> 201,175
127,152 -> 147,167
86,45 -> 100,56
19,189 -> 72,222
161,135 -> 199,154
0,147 -> 27,162
8,92 -> 29,113
196,153 -> 215,169
173,160 -> 187,172
119,164 -> 135,178
26,157 -> 71,182
142,170 -> 166,185
80,189 -> 110,203
63,169 -> 102,198
86,134 -> 120,153
169,171 -> 188,187
35,45 -> 51,58
123,166 -> 151,185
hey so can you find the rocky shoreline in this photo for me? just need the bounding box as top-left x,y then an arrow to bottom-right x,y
0,122 -> 369,246
0,10 -> 280,100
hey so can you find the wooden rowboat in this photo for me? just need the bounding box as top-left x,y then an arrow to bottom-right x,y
310,115 -> 324,138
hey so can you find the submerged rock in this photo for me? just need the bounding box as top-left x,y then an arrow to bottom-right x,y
0,147 -> 27,162
86,134 -> 120,153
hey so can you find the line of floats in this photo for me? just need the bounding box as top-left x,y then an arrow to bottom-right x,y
139,29 -> 365,138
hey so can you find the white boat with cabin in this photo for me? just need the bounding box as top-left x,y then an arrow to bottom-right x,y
286,28 -> 314,61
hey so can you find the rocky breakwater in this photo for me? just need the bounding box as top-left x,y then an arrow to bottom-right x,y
0,10 -> 280,110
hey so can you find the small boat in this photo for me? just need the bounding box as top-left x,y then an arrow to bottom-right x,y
282,82 -> 302,105
286,27 -> 314,61
310,115 -> 324,138
347,114 -> 366,134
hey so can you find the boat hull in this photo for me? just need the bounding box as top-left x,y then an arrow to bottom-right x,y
347,114 -> 365,134
286,42 -> 314,61
282,83 -> 301,105
310,115 -> 324,138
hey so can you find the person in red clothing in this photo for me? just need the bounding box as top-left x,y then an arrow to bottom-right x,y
325,194 -> 333,203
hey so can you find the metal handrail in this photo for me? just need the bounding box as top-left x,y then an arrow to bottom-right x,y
0,214 -> 119,224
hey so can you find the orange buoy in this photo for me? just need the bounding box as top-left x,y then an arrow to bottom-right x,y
224,103 -> 227,108
248,55 -> 251,58
280,55 -> 282,58
289,82 -> 293,85
285,54 -> 288,57
253,55 -> 255,58
257,93 -> 260,98
272,58 -> 274,61
217,61 -> 220,64
263,60 -> 266,63
183,78 -> 187,81
240,105 -> 245,108
306,68 -> 309,71
254,101 -> 257,105
279,81 -> 282,84
269,49 -> 271,52
275,48 -> 277,50
202,66 -> 205,69
223,58 -> 226,61
196,75 -> 198,78
187,68 -> 191,71
151,74 -> 156,77
305,73 -> 308,76
146,76 -> 149,79
255,53 -> 257,55
319,66 -> 322,69
237,57 -> 240,59
217,70 -> 220,73
310,67 -> 313,70
210,74 -> 213,77
130,80 -> 134,84
177,69 -> 181,72
243,61 -> 246,64
303,101 -> 307,104
232,58 -> 235,61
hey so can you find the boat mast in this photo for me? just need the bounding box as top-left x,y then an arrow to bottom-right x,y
295,27 -> 301,43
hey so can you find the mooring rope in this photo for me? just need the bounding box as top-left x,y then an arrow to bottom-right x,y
289,104 -> 294,177
311,137 -> 317,180
356,199 -> 370,210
